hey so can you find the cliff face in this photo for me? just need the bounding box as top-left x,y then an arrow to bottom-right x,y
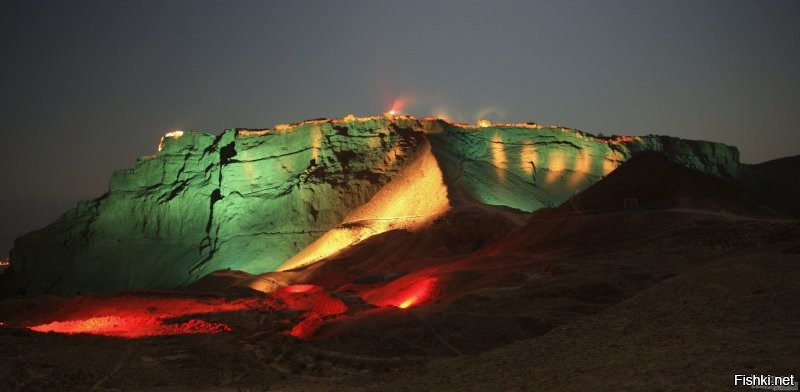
427,121 -> 742,212
3,116 -> 743,294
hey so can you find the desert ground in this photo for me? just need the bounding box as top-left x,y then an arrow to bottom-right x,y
1,206 -> 797,391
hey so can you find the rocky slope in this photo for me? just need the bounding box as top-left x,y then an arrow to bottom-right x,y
2,115 -> 746,295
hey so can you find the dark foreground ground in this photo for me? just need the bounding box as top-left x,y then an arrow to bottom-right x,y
1,209 -> 798,391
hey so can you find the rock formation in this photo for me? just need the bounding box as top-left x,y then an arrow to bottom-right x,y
2,115 -> 746,295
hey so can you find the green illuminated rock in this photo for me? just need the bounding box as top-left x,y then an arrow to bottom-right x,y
427,121 -> 742,212
3,116 -> 745,294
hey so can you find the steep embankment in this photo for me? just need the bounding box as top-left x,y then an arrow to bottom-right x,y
2,116 -> 744,295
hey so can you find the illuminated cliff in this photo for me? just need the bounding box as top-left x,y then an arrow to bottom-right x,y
3,115 -> 744,294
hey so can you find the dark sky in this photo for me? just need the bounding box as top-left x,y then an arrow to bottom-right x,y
1,0 -> 799,256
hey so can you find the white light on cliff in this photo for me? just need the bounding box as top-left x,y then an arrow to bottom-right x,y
165,130 -> 184,139
520,141 -> 538,176
490,132 -> 507,181
158,130 -> 185,152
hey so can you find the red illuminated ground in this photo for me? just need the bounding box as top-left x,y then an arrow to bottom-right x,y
29,316 -> 231,337
361,275 -> 437,309
18,295 -> 258,338
14,280 -> 436,340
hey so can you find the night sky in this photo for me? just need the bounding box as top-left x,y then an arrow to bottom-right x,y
1,0 -> 799,256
